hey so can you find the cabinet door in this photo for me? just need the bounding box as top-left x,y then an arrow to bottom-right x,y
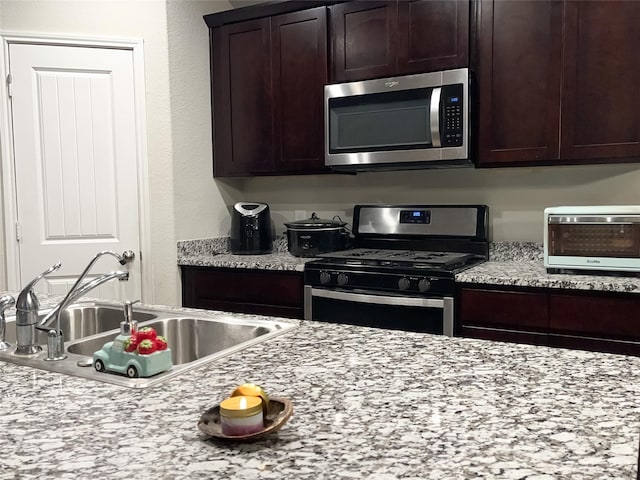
397,0 -> 469,75
560,1 -> 640,161
181,267 -> 304,319
549,292 -> 640,356
330,1 -> 398,82
458,287 -> 549,345
272,7 -> 328,173
212,19 -> 274,176
476,0 -> 563,165
549,293 -> 640,341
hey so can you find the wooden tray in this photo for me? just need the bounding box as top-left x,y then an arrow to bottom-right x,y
198,396 -> 293,441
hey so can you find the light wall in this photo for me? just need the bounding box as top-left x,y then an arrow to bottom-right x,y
167,0 -> 242,241
242,163 -> 640,243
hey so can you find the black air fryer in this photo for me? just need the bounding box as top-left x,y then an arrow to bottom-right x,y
230,202 -> 273,254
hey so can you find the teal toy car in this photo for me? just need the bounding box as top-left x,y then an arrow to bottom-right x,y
93,334 -> 172,378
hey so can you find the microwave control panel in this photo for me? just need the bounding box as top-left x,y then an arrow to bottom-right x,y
441,84 -> 464,147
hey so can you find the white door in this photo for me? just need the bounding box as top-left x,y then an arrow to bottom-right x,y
8,42 -> 142,301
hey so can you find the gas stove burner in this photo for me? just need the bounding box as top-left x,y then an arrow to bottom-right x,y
317,248 -> 477,270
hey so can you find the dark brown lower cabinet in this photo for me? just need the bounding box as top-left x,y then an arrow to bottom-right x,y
457,286 -> 549,346
458,285 -> 640,356
181,266 -> 304,319
548,292 -> 640,356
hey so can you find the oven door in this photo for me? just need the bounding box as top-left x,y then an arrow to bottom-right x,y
304,286 -> 453,336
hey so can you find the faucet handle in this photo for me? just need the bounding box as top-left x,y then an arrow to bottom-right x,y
16,262 -> 62,311
0,295 -> 15,313
0,295 -> 15,350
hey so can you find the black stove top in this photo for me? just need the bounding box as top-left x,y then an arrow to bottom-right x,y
316,248 -> 478,270
303,204 -> 489,297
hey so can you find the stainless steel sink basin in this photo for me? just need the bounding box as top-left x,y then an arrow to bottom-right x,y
3,305 -> 157,344
67,317 -> 272,365
0,301 -> 297,388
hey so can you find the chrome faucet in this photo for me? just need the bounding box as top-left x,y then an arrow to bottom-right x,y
14,250 -> 135,359
37,250 -> 135,361
15,262 -> 62,355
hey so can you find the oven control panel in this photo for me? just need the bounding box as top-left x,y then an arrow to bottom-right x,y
399,209 -> 430,224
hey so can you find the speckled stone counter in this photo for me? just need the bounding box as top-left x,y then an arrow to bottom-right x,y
1,296 -> 640,479
178,236 -> 312,272
177,239 -> 640,294
456,261 -> 640,294
458,242 -> 640,294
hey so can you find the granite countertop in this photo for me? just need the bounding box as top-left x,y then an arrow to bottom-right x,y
1,296 -> 640,479
177,237 -> 312,272
456,242 -> 640,294
456,260 -> 640,294
177,239 -> 640,294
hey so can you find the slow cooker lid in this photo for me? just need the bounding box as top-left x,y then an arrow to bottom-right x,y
284,212 -> 347,229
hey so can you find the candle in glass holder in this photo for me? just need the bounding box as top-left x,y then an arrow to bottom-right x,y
219,395 -> 264,436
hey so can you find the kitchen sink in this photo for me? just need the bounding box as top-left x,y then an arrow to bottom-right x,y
67,317 -> 272,365
3,304 -> 157,344
0,301 -> 297,388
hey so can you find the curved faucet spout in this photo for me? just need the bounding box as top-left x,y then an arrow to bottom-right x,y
38,270 -> 130,332
38,249 -> 134,334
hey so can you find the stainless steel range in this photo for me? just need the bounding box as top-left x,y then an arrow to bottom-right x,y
304,205 -> 489,335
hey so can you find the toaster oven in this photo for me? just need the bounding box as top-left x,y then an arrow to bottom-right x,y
544,206 -> 640,274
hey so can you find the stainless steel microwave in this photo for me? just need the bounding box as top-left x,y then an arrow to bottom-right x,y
544,206 -> 640,274
324,68 -> 470,172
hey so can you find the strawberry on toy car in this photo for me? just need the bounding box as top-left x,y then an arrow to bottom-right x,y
93,326 -> 171,378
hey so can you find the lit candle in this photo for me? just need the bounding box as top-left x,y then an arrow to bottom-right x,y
219,395 -> 264,436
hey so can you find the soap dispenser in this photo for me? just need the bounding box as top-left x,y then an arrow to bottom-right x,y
120,300 -> 139,336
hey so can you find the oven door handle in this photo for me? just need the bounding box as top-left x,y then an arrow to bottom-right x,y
309,288 -> 450,309
306,287 -> 454,336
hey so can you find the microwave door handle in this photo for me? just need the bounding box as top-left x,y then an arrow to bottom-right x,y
430,87 -> 442,147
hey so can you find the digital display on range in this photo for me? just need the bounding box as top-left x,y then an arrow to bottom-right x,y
400,210 -> 430,224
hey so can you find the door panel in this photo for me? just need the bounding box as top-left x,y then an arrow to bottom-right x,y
272,7 -> 328,173
476,0 -> 562,164
397,0 -> 469,74
9,43 -> 141,300
330,1 -> 398,82
212,19 -> 273,176
561,1 -> 640,160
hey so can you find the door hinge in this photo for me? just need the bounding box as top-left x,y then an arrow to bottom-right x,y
15,221 -> 21,242
6,74 -> 12,98
139,250 -> 142,262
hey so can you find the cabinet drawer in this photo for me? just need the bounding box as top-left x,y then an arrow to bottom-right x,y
459,288 -> 548,331
549,293 -> 640,341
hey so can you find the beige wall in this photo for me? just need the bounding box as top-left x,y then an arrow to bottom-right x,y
243,163 -> 640,243
168,0 -> 243,241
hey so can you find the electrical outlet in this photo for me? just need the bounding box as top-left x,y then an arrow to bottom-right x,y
294,210 -> 306,220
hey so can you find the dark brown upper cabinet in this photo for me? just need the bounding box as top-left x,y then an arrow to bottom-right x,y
476,0 -> 640,166
211,7 -> 328,177
560,1 -> 640,162
330,0 -> 469,83
272,8 -> 328,174
212,18 -> 274,176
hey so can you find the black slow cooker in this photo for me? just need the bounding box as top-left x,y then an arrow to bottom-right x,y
284,213 -> 351,257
